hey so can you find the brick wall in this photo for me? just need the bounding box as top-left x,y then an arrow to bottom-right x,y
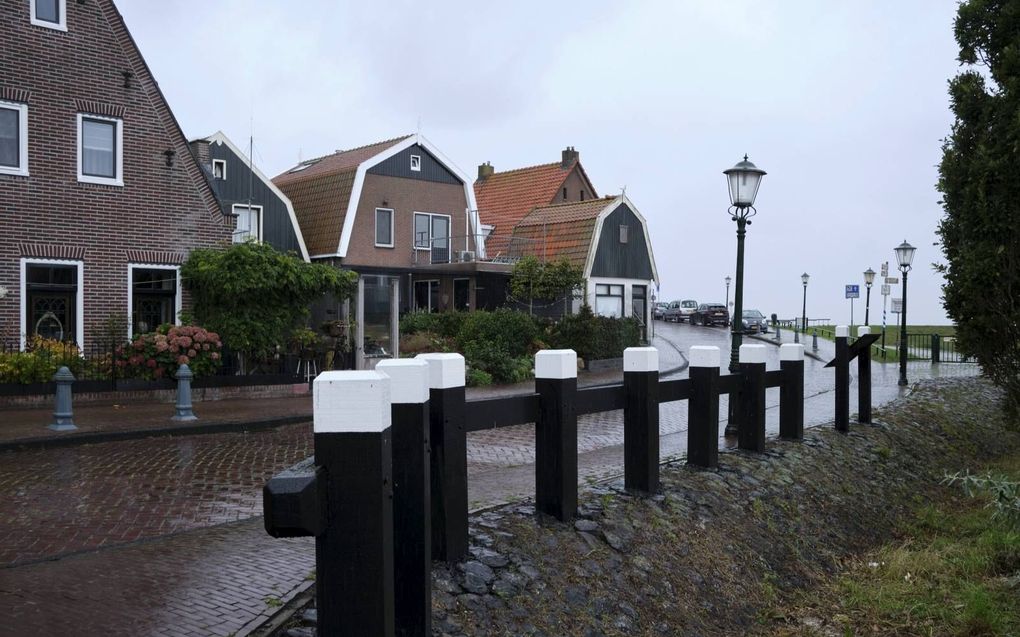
0,0 -> 230,348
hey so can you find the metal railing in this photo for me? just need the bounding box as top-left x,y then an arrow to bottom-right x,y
411,233 -> 546,266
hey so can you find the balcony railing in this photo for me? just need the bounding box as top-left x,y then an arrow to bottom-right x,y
411,233 -> 546,266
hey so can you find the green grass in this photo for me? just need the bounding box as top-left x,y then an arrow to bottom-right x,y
769,453 -> 1020,636
805,325 -> 960,364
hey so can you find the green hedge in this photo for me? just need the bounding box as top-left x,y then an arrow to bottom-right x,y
546,305 -> 641,363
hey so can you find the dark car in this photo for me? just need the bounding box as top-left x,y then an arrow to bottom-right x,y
740,309 -> 769,334
690,303 -> 729,326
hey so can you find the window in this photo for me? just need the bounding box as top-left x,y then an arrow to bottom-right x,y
410,154 -> 421,172
231,204 -> 261,243
21,259 -> 83,348
0,101 -> 28,176
375,208 -> 393,247
595,283 -> 624,318
414,280 -> 440,312
129,266 -> 179,338
413,212 -> 451,264
563,187 -> 568,200
30,0 -> 66,31
77,114 -> 122,186
212,159 -> 226,180
619,225 -> 629,244
580,189 -> 585,201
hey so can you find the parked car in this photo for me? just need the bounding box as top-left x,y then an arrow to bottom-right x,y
653,302 -> 669,320
690,303 -> 730,326
678,299 -> 698,322
740,309 -> 769,334
662,300 -> 683,322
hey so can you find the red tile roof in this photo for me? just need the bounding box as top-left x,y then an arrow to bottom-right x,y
273,136 -> 410,256
473,161 -> 578,235
511,197 -> 616,268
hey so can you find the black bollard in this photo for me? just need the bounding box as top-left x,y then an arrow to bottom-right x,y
687,346 -> 721,469
312,371 -> 395,637
834,325 -> 850,433
415,353 -> 468,564
931,334 -> 941,364
779,343 -> 805,440
624,347 -> 660,493
535,349 -> 578,522
376,359 -> 432,637
856,327 -> 872,424
738,344 -> 767,452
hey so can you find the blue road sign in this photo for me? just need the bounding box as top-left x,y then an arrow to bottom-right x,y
845,284 -> 860,299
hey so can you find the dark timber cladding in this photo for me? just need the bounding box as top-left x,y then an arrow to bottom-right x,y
590,203 -> 654,279
368,144 -> 462,185
207,143 -> 304,255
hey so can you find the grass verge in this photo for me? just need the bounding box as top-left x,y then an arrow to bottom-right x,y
763,452 -> 1020,636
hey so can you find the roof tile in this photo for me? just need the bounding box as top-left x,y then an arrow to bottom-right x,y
511,197 -> 617,267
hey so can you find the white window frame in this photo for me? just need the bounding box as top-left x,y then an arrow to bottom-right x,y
230,203 -> 263,243
413,212 -> 452,251
30,0 -> 67,31
126,264 -> 182,340
374,207 -> 394,248
19,257 -> 84,350
619,224 -> 629,244
410,154 -> 421,172
77,113 -> 123,186
0,100 -> 29,177
212,158 -> 227,180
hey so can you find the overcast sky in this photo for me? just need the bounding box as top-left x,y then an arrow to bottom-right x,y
120,0 -> 961,326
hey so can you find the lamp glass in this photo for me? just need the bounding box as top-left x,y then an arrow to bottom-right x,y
895,240 -> 916,268
723,157 -> 766,208
725,276 -> 732,285
801,272 -> 810,285
864,268 -> 875,285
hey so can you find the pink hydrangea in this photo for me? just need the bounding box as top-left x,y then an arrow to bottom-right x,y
202,343 -> 210,351
187,349 -> 197,358
210,352 -> 220,361
177,355 -> 190,365
146,359 -> 157,368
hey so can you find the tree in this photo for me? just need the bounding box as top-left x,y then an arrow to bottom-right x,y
937,0 -> 1020,420
509,256 -> 585,315
181,242 -> 357,365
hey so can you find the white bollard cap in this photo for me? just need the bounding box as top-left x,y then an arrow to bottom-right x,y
415,353 -> 465,389
624,347 -> 658,373
739,344 -> 767,364
535,349 -> 577,379
376,358 -> 430,404
780,343 -> 804,361
858,326 -> 871,336
314,371 -> 391,433
689,346 -> 720,368
836,325 -> 849,338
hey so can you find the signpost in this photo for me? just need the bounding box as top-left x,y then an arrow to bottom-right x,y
846,284 -> 860,326
880,263 -> 889,358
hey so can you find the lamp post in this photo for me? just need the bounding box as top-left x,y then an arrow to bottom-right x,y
863,268 -> 875,326
723,156 -> 766,374
725,276 -> 732,318
895,240 -> 916,387
800,273 -> 809,332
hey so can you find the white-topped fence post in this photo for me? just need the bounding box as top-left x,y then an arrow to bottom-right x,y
738,344 -> 767,452
687,346 -> 721,468
535,349 -> 578,522
857,326 -> 872,424
624,347 -> 660,493
779,343 -> 805,440
835,325 -> 850,432
376,359 -> 431,637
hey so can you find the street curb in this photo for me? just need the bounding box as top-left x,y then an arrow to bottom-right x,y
746,333 -> 827,363
0,414 -> 312,453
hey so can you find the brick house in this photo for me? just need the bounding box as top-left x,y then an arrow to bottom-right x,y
189,132 -> 309,260
273,134 -> 490,368
0,0 -> 230,348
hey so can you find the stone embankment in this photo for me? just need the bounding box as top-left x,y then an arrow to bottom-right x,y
276,377 -> 1018,637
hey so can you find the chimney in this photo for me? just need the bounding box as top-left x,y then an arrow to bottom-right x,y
477,161 -> 495,181
189,139 -> 211,168
561,146 -> 579,167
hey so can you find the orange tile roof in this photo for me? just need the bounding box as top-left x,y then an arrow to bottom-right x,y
473,161 -> 578,235
511,197 -> 616,268
273,136 -> 410,256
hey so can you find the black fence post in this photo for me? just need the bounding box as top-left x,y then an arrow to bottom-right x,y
415,353 -> 468,564
738,344 -> 767,452
535,349 -> 578,522
624,346 -> 660,494
312,371 -> 395,637
857,327 -> 872,425
835,325 -> 850,433
812,329 -> 819,352
931,334 -> 941,364
687,346 -> 721,469
376,359 -> 432,637
779,343 -> 805,440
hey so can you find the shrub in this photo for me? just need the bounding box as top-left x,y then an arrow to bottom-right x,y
0,337 -> 83,384
455,309 -> 540,384
401,310 -> 468,339
547,305 -> 641,363
466,368 -> 493,387
117,324 -> 223,380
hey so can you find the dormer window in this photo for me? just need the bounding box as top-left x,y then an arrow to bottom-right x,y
213,159 -> 226,180
619,225 -> 629,244
410,155 -> 421,172
30,0 -> 67,31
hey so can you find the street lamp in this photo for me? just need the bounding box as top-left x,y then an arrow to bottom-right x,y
723,155 -> 766,374
801,273 -> 809,331
725,276 -> 732,318
894,240 -> 916,386
863,268 -> 875,326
